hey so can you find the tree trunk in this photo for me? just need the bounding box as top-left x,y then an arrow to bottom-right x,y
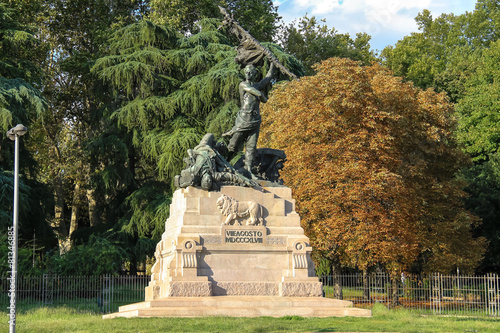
52,172 -> 69,255
87,188 -> 99,227
363,269 -> 371,300
69,182 -> 81,235
61,183 -> 82,253
46,133 -> 69,255
129,253 -> 138,275
390,275 -> 401,307
332,262 -> 343,300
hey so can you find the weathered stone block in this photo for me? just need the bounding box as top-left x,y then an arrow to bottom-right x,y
213,282 -> 279,296
169,281 -> 212,297
279,281 -> 323,297
147,185 -> 321,298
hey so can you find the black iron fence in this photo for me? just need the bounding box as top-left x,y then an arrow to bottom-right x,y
1,273 -> 499,316
320,273 -> 500,316
0,274 -> 150,314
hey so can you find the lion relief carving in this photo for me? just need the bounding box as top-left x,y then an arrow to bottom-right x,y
216,194 -> 264,226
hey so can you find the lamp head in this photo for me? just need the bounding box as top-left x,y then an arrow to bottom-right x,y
7,124 -> 28,141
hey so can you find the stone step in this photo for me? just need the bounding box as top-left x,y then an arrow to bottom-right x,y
103,296 -> 372,319
119,296 -> 353,311
104,306 -> 370,319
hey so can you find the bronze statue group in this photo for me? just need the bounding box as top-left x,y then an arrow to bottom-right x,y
174,9 -> 289,191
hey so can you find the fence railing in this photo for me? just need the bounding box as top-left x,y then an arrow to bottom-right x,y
0,274 -> 150,314
320,273 -> 500,316
1,273 -> 499,316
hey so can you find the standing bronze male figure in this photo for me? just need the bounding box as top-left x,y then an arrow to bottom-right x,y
223,63 -> 275,176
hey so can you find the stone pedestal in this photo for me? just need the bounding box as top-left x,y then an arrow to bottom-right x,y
105,185 -> 372,319
145,185 -> 323,300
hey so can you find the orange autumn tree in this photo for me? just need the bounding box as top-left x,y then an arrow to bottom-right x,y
261,58 -> 486,278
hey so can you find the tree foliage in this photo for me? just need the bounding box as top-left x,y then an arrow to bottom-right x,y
381,1 -> 500,100
280,15 -> 375,75
461,153 -> 500,274
47,234 -> 126,275
261,58 -> 486,275
381,1 -> 500,273
148,0 -> 280,42
453,36 -> 500,275
0,1 -> 47,131
2,0 -> 497,276
23,0 -> 148,254
455,40 -> 500,162
0,1 -> 53,259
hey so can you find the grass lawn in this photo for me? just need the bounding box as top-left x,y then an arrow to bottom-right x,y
1,303 -> 499,332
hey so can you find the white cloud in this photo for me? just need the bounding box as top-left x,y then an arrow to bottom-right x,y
276,0 -> 477,50
294,0 -> 432,15
294,0 -> 432,33
294,0 -> 341,14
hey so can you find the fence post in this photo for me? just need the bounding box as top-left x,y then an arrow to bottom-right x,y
485,274 -> 488,315
363,270 -> 370,301
110,275 -> 114,313
101,275 -> 108,313
41,274 -> 45,307
431,273 -> 442,314
101,274 -> 115,314
497,274 -> 500,317
319,275 -> 328,298
41,274 -> 53,307
487,273 -> 499,316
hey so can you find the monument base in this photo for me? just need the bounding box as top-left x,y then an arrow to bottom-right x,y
105,186 -> 371,319
103,295 -> 372,318
145,186 -> 326,300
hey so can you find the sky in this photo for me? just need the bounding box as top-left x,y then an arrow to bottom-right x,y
274,0 -> 479,51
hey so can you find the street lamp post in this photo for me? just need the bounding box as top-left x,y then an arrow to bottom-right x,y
7,124 -> 27,333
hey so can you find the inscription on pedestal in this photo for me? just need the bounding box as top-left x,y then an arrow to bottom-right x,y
225,229 -> 263,244
221,225 -> 267,245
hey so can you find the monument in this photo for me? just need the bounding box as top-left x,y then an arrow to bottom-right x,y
103,8 -> 371,319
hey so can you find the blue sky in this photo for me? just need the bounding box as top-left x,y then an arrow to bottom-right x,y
274,0 -> 479,52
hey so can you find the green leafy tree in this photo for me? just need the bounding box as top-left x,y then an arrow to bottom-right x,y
455,40 -> 500,162
0,235 -> 46,276
47,234 -> 126,275
461,153 -> 500,273
148,0 -> 280,42
27,0 -> 147,254
382,1 -> 500,100
454,40 -> 500,274
0,1 -> 46,131
381,9 -> 448,91
280,15 -> 375,75
0,1 -> 54,262
381,0 -> 500,274
224,0 -> 280,42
